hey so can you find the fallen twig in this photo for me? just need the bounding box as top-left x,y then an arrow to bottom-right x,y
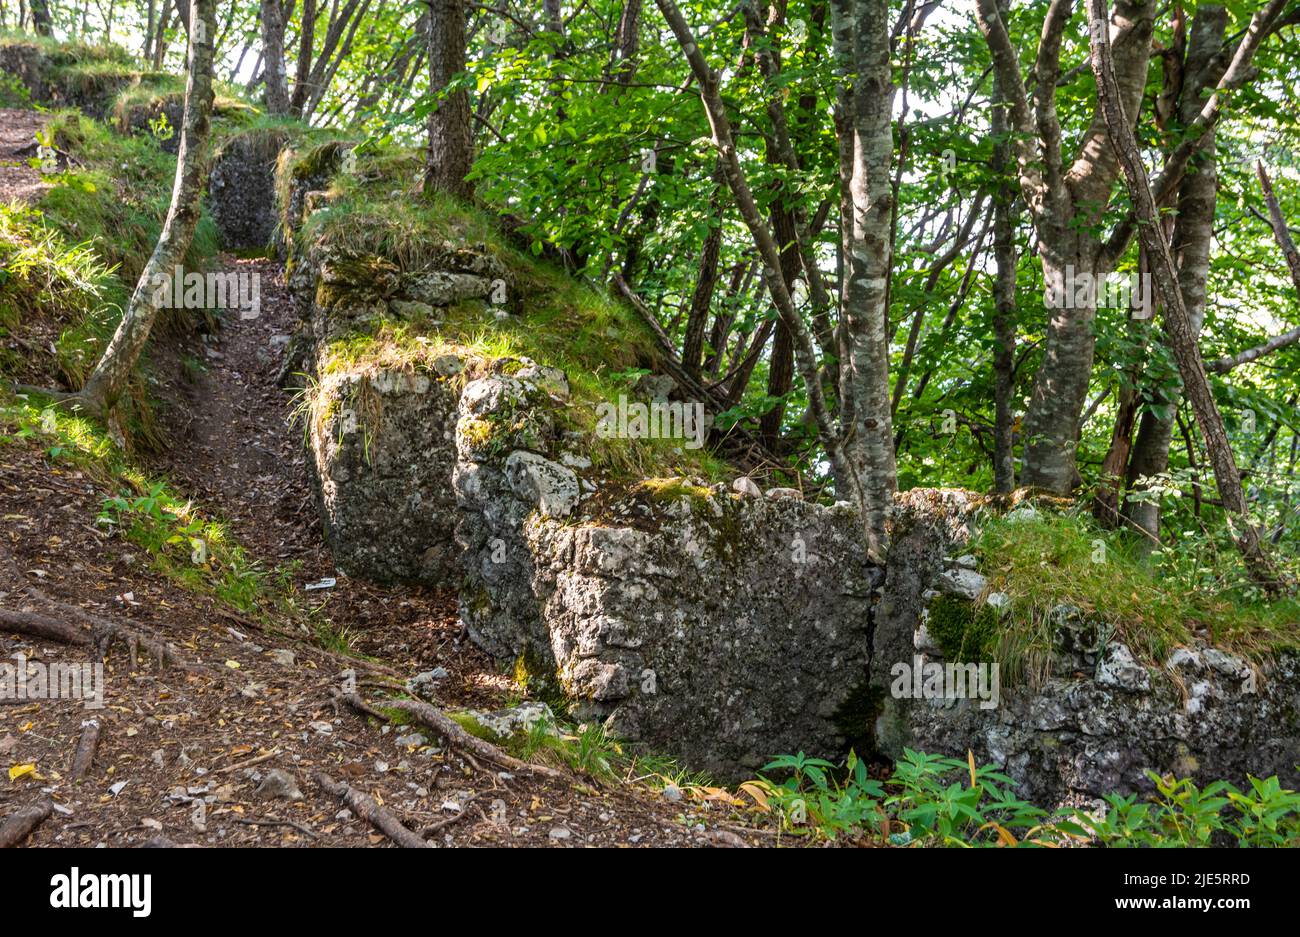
338,690 -> 567,781
70,719 -> 101,781
310,771 -> 429,848
211,747 -> 281,775
0,799 -> 52,847
234,816 -> 320,839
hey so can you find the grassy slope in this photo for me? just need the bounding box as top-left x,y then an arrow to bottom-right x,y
283,140 -> 729,483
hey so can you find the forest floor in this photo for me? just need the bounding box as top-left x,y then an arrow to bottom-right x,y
0,246 -> 773,847
0,108 -> 49,207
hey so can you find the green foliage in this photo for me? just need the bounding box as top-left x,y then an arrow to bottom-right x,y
755,751 -> 886,840
752,748 -> 1300,847
971,509 -> 1300,677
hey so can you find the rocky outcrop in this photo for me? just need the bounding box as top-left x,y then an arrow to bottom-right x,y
207,130 -> 289,250
308,365 -> 461,586
870,512 -> 1300,805
454,372 -> 884,780
277,150 -> 521,587
257,138 -> 1298,797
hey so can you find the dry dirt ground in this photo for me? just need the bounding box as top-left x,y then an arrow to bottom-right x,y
0,108 -> 50,208
0,251 -> 779,848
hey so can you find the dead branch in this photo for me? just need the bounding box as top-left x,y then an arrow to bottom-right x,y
338,690 -> 567,781
0,608 -> 92,646
310,771 -> 429,848
0,799 -> 52,847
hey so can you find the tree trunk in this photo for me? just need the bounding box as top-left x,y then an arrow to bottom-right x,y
423,0 -> 473,200
1123,4 -> 1227,540
989,9 -> 1018,495
976,0 -> 1155,494
831,0 -> 898,552
77,0 -> 218,423
1088,0 -> 1280,589
681,164 -> 725,380
31,0 -> 53,34
655,0 -> 862,546
290,0 -> 318,117
260,0 -> 292,116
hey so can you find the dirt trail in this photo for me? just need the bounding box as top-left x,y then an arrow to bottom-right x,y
0,241 -> 758,846
0,108 -> 50,207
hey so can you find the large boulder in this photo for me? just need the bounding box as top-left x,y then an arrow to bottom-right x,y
453,372 -> 885,780
308,365 -> 461,586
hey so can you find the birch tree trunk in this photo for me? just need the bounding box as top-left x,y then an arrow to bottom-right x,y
1087,0 -> 1281,590
77,0 -> 218,424
423,0 -> 473,200
260,0 -> 292,116
831,0 -> 897,544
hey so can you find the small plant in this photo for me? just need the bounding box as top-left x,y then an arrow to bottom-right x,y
750,750 -> 885,840
746,750 -> 1300,847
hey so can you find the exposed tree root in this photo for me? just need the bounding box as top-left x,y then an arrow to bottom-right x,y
338,690 -> 567,781
310,771 -> 429,848
0,543 -> 239,684
0,799 -> 52,848
0,608 -> 91,646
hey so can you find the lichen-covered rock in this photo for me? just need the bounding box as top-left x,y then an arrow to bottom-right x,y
453,379 -> 886,778
895,637 -> 1300,805
452,374 -> 573,662
208,130 -> 289,250
525,495 -> 883,780
881,576 -> 1300,804
308,366 -> 460,585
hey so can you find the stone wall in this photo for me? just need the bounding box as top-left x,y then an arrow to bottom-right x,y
453,372 -> 884,780
869,510 -> 1300,805
207,131 -> 288,250
308,365 -> 461,585
278,150 -> 517,588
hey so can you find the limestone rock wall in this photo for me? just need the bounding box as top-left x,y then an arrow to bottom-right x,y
869,510 -> 1300,805
454,373 -> 883,779
308,366 -> 461,585
207,131 -> 288,250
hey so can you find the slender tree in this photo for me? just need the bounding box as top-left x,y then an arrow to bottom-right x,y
260,0 -> 292,115
422,0 -> 473,200
1088,0 -> 1281,589
75,0 -> 219,430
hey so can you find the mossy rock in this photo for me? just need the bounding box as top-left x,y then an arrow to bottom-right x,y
927,594 -> 999,663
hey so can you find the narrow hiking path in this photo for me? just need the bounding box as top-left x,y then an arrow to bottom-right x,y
0,108 -> 50,207
1,220 -> 755,844
147,256 -> 476,674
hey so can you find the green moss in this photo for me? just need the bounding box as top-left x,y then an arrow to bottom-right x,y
512,649 -> 566,710
974,511 -> 1300,668
633,477 -> 714,502
926,595 -> 998,663
273,141 -> 727,484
